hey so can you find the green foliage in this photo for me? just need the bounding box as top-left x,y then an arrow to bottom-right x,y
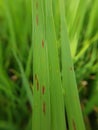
0,0 -> 98,130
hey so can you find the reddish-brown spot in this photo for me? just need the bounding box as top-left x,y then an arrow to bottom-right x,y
42,102 -> 46,115
36,2 -> 38,9
72,120 -> 76,130
34,74 -> 39,91
42,86 -> 45,95
36,15 -> 38,26
42,40 -> 44,48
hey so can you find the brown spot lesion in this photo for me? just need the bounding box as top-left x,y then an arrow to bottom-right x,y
72,120 -> 76,130
42,102 -> 46,115
42,40 -> 44,48
42,86 -> 45,95
34,74 -> 39,91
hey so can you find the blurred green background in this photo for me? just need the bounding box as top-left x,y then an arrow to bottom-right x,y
0,0 -> 98,130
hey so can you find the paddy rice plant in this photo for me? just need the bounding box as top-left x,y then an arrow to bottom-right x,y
0,0 -> 98,130
32,0 -> 85,130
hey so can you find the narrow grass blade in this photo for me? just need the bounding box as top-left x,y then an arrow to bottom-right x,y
32,0 -> 51,130
45,0 -> 67,130
59,0 -> 86,130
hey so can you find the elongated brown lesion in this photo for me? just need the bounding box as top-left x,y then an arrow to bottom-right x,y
72,120 -> 76,130
42,86 -> 45,95
42,40 -> 44,48
34,74 -> 39,91
42,102 -> 46,115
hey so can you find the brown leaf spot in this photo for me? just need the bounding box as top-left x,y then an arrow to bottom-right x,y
42,40 -> 44,48
42,86 -> 45,95
72,120 -> 76,130
34,74 -> 39,91
42,102 -> 46,115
